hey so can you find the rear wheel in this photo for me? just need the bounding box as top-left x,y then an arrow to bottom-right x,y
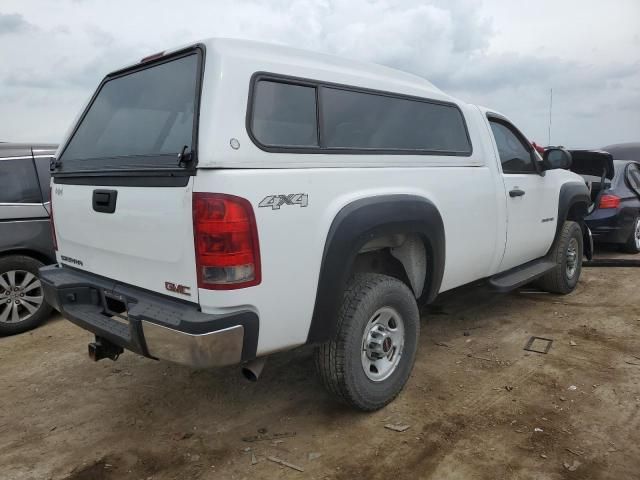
314,273 -> 420,411
622,216 -> 640,254
0,255 -> 52,336
537,221 -> 583,294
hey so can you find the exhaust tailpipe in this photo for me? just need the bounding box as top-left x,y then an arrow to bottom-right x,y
242,357 -> 266,382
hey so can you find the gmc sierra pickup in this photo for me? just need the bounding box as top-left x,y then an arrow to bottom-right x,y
41,39 -> 594,410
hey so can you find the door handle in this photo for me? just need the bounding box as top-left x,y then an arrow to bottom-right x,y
509,188 -> 525,198
92,189 -> 118,213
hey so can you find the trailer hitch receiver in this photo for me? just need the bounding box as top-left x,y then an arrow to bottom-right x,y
88,336 -> 124,361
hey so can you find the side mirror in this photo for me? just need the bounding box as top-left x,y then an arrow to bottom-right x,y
542,147 -> 572,170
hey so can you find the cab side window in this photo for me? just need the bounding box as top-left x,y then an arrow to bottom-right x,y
489,120 -> 536,174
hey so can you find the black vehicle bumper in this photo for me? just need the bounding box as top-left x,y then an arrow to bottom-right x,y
39,265 -> 259,367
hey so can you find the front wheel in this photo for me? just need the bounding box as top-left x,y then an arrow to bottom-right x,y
314,273 -> 420,411
538,221 -> 583,294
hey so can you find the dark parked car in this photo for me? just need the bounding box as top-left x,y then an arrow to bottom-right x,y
602,142 -> 640,161
0,142 -> 57,335
582,145 -> 640,253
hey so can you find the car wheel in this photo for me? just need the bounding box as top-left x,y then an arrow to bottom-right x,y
0,255 -> 52,336
314,273 -> 420,411
537,221 -> 583,294
622,216 -> 640,254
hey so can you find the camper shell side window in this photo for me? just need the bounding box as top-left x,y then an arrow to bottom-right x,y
247,73 -> 472,156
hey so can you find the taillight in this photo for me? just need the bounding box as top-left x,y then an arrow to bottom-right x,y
193,193 -> 261,290
50,187 -> 58,251
598,194 -> 620,209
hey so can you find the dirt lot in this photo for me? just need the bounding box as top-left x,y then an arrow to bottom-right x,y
2,262 -> 640,480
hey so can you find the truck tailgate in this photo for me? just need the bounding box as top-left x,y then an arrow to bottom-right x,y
53,181 -> 198,302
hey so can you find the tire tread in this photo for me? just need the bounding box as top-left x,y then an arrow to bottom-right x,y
537,221 -> 582,294
314,273 -> 418,411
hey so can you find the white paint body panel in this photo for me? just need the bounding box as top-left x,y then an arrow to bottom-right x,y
52,38 -> 587,357
53,182 -> 198,302
195,163 -> 503,354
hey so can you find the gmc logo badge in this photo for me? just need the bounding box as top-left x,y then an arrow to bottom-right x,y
165,282 -> 191,296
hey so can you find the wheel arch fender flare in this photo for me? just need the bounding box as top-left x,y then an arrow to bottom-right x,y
307,194 -> 445,344
553,181 -> 591,258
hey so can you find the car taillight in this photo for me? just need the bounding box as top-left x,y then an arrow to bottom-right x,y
193,193 -> 261,290
598,194 -> 620,209
50,187 -> 58,251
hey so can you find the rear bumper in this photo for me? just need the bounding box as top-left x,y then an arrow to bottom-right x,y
39,265 -> 259,368
586,208 -> 634,244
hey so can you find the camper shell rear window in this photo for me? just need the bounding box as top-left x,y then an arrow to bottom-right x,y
56,46 -> 204,175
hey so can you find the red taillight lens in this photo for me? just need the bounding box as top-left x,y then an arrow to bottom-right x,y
598,194 -> 620,209
193,193 -> 261,289
50,187 -> 58,251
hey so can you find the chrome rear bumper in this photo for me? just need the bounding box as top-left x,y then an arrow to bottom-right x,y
142,321 -> 244,367
40,265 -> 259,367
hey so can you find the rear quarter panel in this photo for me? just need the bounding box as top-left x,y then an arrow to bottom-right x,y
0,218 -> 54,262
194,161 -> 504,355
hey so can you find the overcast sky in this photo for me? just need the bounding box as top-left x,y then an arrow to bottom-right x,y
1,0 -> 638,148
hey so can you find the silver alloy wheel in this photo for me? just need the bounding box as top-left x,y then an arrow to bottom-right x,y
0,270 -> 44,324
565,238 -> 579,279
361,306 -> 405,382
634,218 -> 640,250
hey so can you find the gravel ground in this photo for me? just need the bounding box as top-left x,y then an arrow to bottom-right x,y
1,262 -> 639,480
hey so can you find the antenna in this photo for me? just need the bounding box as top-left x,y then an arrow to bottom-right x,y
548,88 -> 553,145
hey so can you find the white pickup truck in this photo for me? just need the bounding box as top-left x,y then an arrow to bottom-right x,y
41,38 -> 595,411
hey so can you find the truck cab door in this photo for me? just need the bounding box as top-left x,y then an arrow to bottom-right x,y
488,117 -> 557,272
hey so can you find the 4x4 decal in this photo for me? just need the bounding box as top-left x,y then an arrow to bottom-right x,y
259,194 -> 308,210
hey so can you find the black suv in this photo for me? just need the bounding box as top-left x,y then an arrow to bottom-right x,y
0,142 -> 57,335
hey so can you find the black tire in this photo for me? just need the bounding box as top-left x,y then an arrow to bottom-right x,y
537,221 -> 583,294
314,273 -> 420,411
0,255 -> 52,336
621,216 -> 640,254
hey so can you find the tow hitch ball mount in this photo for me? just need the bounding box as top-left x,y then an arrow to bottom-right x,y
88,336 -> 123,362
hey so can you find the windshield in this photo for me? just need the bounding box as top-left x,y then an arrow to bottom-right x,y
59,52 -> 200,172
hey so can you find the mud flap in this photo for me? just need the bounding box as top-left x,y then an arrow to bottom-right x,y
583,224 -> 594,261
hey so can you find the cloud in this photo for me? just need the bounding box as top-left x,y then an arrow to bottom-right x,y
0,0 -> 638,148
0,12 -> 34,35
